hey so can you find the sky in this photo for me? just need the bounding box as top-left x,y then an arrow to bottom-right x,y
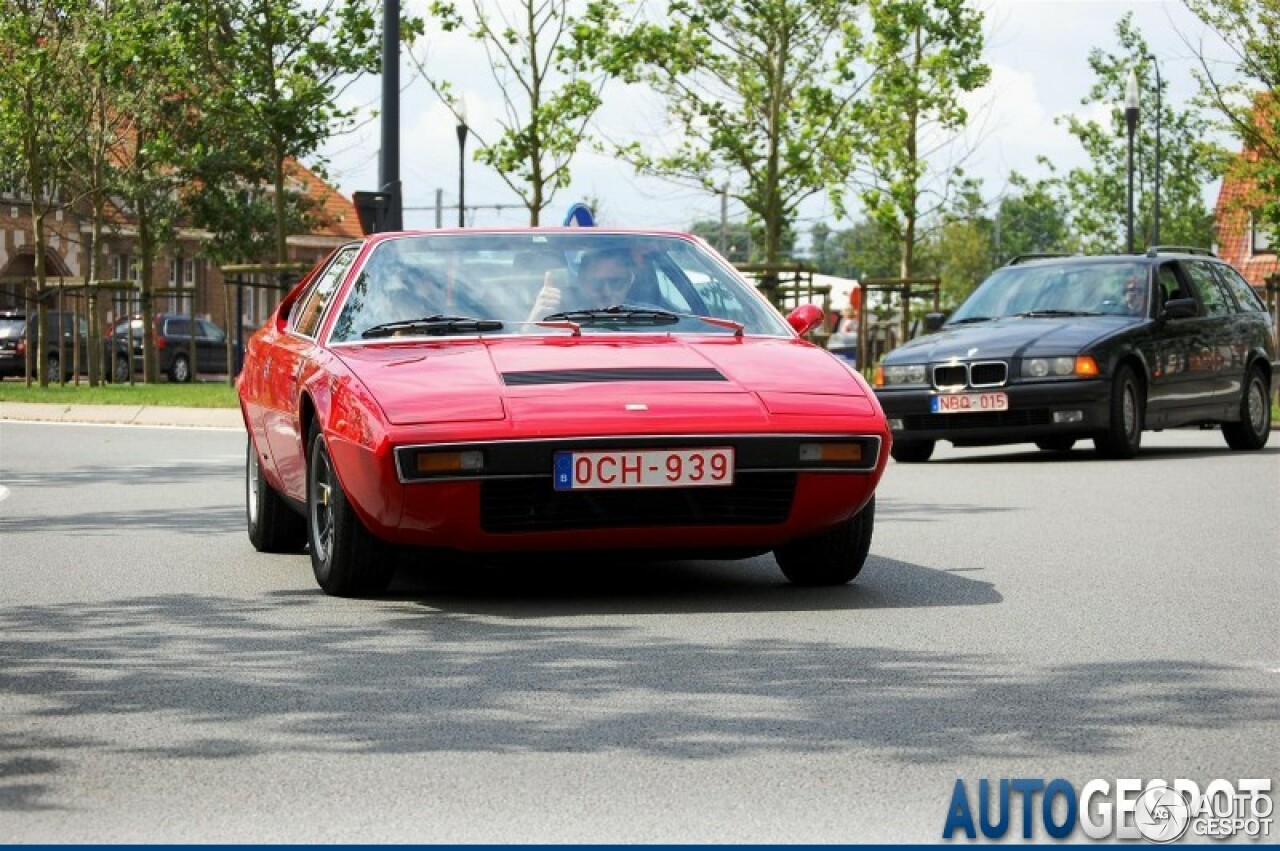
317,0 -> 1238,236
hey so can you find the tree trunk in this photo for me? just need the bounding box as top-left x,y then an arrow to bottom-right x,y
274,152 -> 288,264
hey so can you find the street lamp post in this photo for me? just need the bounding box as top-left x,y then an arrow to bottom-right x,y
456,100 -> 469,228
1147,54 -> 1162,246
1125,69 -> 1140,254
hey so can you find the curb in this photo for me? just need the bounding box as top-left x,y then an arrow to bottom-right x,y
0,401 -> 244,430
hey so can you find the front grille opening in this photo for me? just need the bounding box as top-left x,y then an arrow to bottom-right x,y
480,472 -> 797,532
969,362 -> 1008,387
933,364 -> 967,388
902,409 -> 1054,430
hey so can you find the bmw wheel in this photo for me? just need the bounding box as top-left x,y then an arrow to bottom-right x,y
246,440 -> 306,553
774,496 -> 875,586
1094,364 -> 1144,459
1222,367 -> 1271,451
306,424 -> 394,597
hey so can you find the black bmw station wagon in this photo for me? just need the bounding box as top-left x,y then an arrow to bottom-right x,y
873,249 -> 1277,461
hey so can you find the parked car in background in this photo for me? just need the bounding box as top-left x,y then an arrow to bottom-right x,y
0,309 -> 90,380
106,313 -> 229,382
240,229 -> 891,597
873,248 -> 1277,461
826,331 -> 858,367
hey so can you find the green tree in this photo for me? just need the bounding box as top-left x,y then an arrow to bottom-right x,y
416,0 -> 620,225
932,178 -> 993,307
853,0 -> 989,280
992,169 -> 1073,263
179,0 -> 414,265
604,0 -> 867,289
1059,13 -> 1220,252
1184,0 -> 1280,230
0,0 -> 82,386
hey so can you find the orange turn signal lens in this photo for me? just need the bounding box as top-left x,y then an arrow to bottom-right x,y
1074,356 -> 1099,377
873,365 -> 885,387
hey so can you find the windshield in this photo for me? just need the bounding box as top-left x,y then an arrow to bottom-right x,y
949,261 -> 1150,323
327,232 -> 790,342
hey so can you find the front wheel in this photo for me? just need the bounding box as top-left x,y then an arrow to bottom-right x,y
1094,364 -> 1144,459
113,354 -> 130,384
306,424 -> 395,597
1222,367 -> 1271,451
774,496 -> 875,586
246,440 -> 306,553
890,440 -> 935,463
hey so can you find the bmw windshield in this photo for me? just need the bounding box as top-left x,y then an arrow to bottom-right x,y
949,261 -> 1150,324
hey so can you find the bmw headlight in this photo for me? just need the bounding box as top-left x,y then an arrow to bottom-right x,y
1021,356 -> 1099,379
878,363 -> 928,386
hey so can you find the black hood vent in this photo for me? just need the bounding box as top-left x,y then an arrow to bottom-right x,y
502,367 -> 727,386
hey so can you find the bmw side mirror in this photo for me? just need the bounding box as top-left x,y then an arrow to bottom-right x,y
924,312 -> 946,333
786,304 -> 825,336
1161,298 -> 1197,321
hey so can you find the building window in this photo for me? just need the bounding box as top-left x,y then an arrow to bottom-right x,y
1252,217 -> 1275,254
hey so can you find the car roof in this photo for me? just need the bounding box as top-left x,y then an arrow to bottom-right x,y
1004,249 -> 1222,269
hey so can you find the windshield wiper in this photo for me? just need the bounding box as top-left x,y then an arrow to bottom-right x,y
361,314 -> 504,339
1014,309 -> 1102,318
948,316 -> 995,325
542,305 -> 682,326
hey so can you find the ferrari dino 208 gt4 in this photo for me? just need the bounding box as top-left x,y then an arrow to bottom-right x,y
238,229 -> 890,596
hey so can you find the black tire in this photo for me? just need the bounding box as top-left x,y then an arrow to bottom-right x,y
46,352 -> 62,383
1035,437 -> 1076,452
246,439 -> 306,553
170,353 -> 192,383
890,440 -> 935,463
1222,367 -> 1271,451
1094,364 -> 1144,459
306,423 -> 395,597
113,354 -> 130,384
774,496 -> 875,586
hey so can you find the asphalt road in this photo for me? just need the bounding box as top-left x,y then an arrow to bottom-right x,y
0,421 -> 1276,842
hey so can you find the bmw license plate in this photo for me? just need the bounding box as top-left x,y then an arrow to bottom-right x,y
931,392 -> 1009,413
554,448 -> 735,491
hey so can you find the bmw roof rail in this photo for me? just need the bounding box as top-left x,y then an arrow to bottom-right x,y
1145,245 -> 1217,257
1003,252 -> 1073,266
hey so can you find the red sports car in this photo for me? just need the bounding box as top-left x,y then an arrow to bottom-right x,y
238,229 -> 891,596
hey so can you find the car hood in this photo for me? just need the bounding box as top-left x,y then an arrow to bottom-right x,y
334,335 -> 870,426
884,315 -> 1137,362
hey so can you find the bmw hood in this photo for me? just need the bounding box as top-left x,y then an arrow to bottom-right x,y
884,316 -> 1138,363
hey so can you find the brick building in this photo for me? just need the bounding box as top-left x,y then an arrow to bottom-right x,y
0,159 -> 362,342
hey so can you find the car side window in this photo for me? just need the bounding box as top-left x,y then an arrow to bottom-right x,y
1156,264 -> 1186,307
1213,264 -> 1266,313
1181,261 -> 1233,317
292,246 -> 360,338
166,318 -> 190,337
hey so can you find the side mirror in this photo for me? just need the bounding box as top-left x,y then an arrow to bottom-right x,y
1161,298 -> 1198,320
785,304 -> 825,336
923,312 -> 946,333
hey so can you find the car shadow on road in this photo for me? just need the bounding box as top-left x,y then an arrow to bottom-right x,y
1,592 -> 1276,814
381,552 -> 1001,617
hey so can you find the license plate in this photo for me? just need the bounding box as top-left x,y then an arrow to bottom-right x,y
554,447 -> 735,491
931,392 -> 1009,413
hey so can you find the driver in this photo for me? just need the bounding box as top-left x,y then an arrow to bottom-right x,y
527,248 -> 636,320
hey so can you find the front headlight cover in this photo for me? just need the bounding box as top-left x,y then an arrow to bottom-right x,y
882,363 -> 928,386
1021,355 -> 1098,379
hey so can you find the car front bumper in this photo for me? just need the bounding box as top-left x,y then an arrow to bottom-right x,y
875,379 -> 1111,446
